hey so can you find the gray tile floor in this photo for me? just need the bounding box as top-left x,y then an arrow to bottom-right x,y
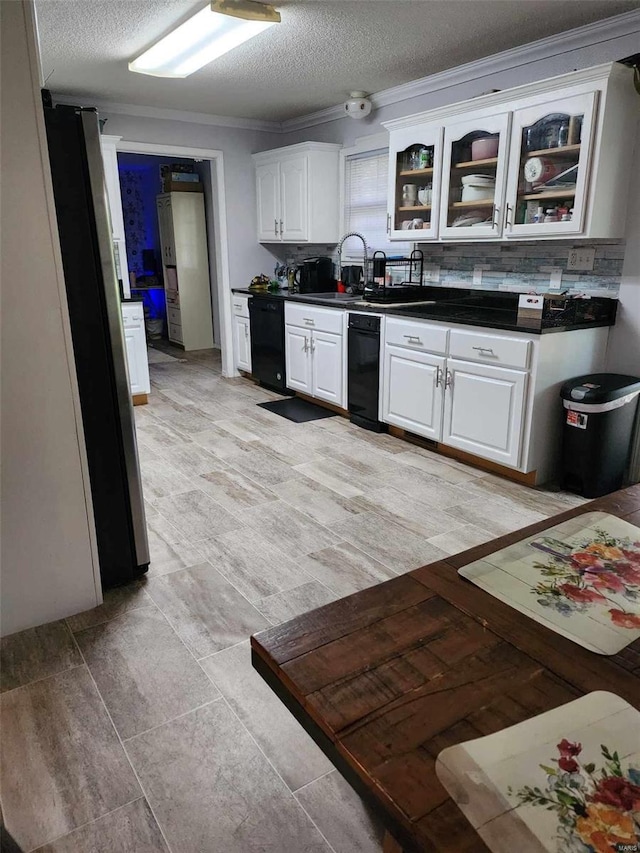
1,347 -> 586,852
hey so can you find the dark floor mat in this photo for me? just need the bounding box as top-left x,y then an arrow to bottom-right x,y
258,397 -> 337,423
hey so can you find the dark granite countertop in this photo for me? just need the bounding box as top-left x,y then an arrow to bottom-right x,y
232,288 -> 617,335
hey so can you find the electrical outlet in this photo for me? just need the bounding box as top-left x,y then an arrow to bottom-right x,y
567,248 -> 595,271
424,264 -> 440,283
549,266 -> 563,290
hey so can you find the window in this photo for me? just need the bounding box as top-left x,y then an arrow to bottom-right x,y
343,149 -> 413,256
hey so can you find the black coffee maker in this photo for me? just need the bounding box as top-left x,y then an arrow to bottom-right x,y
296,257 -> 334,293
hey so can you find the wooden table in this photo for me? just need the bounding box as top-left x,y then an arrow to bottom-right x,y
251,487 -> 640,853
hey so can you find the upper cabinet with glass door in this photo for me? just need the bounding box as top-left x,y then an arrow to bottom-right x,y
439,113 -> 511,239
503,93 -> 597,237
387,125 -> 443,241
382,63 -> 637,242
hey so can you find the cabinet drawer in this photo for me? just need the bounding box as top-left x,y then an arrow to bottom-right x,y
168,306 -> 181,326
168,322 -> 183,343
385,317 -> 448,354
449,329 -> 530,370
285,303 -> 343,335
232,296 -> 250,318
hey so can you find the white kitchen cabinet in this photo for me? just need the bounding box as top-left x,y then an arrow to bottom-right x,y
156,193 -> 213,351
234,317 -> 251,373
232,295 -> 251,373
381,315 -> 609,482
100,134 -> 130,297
382,63 -> 636,241
121,302 -> 150,398
503,92 -> 597,237
285,325 -> 312,394
442,359 -> 527,468
252,142 -> 341,243
284,304 -> 346,406
311,330 -> 343,406
382,345 -> 445,439
387,125 -> 443,241
256,161 -> 280,242
439,112 -> 511,240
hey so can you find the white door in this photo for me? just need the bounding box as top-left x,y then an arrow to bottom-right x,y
387,124 -> 443,241
503,92 -> 597,238
442,358 -> 527,468
234,316 -> 252,373
256,162 -> 280,241
285,325 -> 311,393
440,112 -> 511,240
382,344 -> 445,440
311,330 -> 343,406
280,156 -> 308,242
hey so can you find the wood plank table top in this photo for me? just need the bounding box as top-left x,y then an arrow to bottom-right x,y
251,486 -> 640,853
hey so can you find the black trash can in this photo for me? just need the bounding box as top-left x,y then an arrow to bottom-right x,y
560,373 -> 640,498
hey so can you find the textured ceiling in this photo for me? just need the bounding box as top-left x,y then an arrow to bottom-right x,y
36,0 -> 639,122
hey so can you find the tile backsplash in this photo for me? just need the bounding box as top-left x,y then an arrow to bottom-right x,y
415,240 -> 624,297
265,240 -> 625,298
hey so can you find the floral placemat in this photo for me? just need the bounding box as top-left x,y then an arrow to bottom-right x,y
436,691 -> 640,853
458,512 -> 640,655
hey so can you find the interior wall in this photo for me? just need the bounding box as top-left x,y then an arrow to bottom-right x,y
1,1 -> 100,636
606,117 -> 640,376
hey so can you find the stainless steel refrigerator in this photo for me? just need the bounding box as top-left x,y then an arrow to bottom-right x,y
43,96 -> 149,587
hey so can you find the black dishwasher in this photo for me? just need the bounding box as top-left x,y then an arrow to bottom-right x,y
249,297 -> 288,392
348,313 -> 386,432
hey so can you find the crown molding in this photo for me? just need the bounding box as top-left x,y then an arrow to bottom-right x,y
52,9 -> 640,137
50,94 -> 282,132
281,9 -> 640,133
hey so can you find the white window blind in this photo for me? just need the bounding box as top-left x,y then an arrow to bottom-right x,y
343,149 -> 413,257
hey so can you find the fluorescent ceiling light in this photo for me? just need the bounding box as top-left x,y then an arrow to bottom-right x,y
129,0 -> 280,78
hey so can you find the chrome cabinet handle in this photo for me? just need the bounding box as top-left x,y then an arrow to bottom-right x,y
244,326 -> 249,339
472,346 -> 495,355
275,219 -> 279,236
386,213 -> 391,234
504,204 -> 514,229
304,318 -> 315,325
492,205 -> 500,229
403,334 -> 422,344
435,366 -> 443,387
280,219 -> 284,235
310,337 -> 315,354
445,369 -> 453,389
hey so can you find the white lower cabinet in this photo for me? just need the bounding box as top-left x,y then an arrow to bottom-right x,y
381,318 -> 609,481
311,330 -> 343,405
442,359 -> 527,468
285,325 -> 312,394
382,345 -> 445,439
284,304 -> 346,407
234,316 -> 251,373
121,303 -> 150,396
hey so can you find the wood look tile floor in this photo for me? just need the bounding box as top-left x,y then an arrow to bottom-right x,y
1,346 -> 587,852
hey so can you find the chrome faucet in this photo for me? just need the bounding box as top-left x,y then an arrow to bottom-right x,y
337,232 -> 368,292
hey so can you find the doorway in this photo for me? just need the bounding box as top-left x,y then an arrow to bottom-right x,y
115,141 -> 234,376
